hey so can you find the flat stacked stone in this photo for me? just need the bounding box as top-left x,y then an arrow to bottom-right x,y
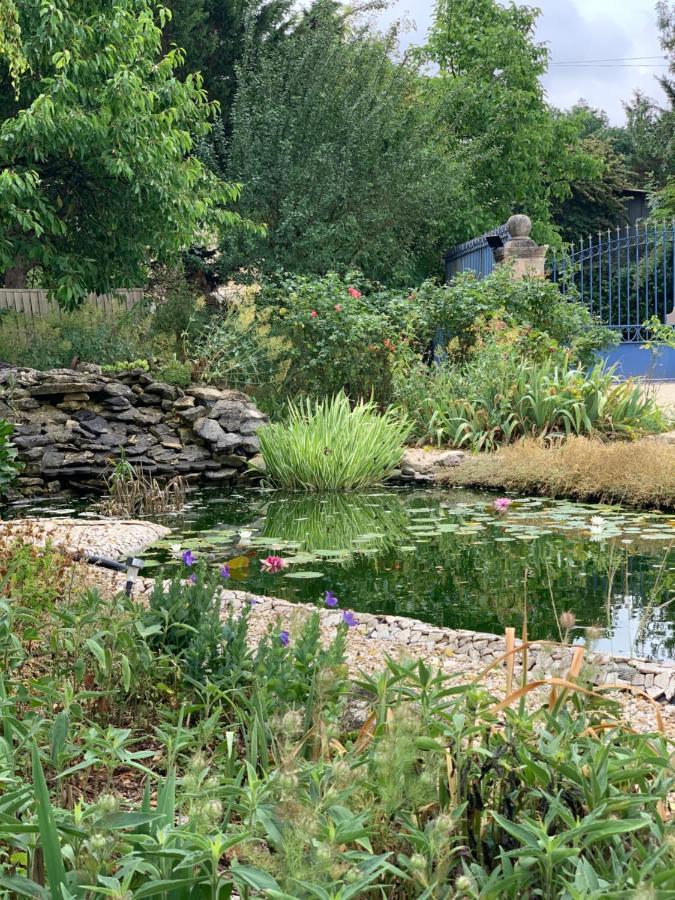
0,364 -> 268,495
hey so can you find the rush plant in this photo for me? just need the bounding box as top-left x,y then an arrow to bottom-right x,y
258,393 -> 411,490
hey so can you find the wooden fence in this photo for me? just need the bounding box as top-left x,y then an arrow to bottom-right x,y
0,289 -> 144,320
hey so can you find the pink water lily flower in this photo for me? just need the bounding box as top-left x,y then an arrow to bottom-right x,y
261,555 -> 287,573
493,498 -> 512,512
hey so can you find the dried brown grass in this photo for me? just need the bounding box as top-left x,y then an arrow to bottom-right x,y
441,436 -> 675,510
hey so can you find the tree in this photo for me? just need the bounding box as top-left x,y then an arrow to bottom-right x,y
0,0 -> 245,307
550,104 -> 632,241
422,0 -> 599,246
161,0 -> 294,126
224,3 -> 463,283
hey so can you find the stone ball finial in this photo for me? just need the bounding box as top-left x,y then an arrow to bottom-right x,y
506,214 -> 532,239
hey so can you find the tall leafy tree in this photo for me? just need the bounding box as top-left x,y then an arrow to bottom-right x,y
423,0 -> 599,245
224,3 -> 463,283
551,104 -> 632,241
162,0 -> 294,124
0,0 -> 244,306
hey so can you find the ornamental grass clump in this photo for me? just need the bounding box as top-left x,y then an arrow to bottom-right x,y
258,393 -> 410,490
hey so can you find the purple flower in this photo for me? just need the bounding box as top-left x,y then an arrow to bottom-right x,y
493,498 -> 512,513
188,573 -> 197,585
324,590 -> 339,608
182,550 -> 196,567
220,564 -> 231,579
342,610 -> 359,628
279,630 -> 290,647
248,597 -> 259,606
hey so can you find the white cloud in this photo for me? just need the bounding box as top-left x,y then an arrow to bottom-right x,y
375,0 -> 667,123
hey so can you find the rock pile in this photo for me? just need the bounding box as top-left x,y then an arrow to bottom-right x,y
0,365 -> 268,494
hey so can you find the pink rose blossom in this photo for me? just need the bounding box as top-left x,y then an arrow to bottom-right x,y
310,310 -> 318,318
347,287 -> 361,298
334,304 -> 343,312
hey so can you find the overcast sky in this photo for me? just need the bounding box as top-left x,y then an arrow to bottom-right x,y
375,0 -> 668,123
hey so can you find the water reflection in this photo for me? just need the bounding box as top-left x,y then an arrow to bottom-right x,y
10,486 -> 673,659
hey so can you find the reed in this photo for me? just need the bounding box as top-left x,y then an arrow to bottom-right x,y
258,393 -> 410,491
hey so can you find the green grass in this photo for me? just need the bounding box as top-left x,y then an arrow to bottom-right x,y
258,392 -> 410,490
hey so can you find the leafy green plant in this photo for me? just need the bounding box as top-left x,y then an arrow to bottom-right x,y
258,393 -> 410,490
399,343 -> 664,450
0,306 -> 152,370
0,418 -> 19,497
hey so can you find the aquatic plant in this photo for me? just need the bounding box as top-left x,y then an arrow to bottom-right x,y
258,393 -> 410,490
99,456 -> 186,517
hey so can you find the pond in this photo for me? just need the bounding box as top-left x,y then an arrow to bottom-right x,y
10,486 -> 675,659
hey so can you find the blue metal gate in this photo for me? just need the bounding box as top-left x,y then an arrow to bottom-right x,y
444,221 -> 675,378
549,223 -> 674,343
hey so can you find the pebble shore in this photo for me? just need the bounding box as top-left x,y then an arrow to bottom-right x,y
7,516 -> 675,738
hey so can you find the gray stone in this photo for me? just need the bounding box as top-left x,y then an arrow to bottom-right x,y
210,399 -> 244,431
30,379 -> 101,396
194,417 -> 227,445
187,386 -> 224,403
102,382 -> 134,398
73,411 -> 110,435
177,406 -> 203,423
145,381 -> 179,400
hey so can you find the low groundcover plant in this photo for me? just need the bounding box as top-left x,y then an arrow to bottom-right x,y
0,547 -> 673,898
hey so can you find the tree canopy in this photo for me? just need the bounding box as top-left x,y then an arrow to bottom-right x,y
0,0 -> 245,306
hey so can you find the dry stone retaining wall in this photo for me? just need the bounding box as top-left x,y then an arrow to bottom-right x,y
0,365 -> 268,494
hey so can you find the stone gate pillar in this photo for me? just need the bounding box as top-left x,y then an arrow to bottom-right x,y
493,214 -> 548,278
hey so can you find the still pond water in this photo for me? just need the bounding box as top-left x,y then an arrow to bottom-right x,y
15,486 -> 675,659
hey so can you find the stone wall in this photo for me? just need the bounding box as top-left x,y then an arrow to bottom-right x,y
0,365 -> 268,494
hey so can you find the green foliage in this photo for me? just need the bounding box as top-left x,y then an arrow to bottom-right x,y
259,393 -> 410,490
1,536 -> 675,898
411,267 -> 618,366
0,305 -> 152,370
0,418 -> 18,497
187,302 -> 273,389
224,6 -> 457,283
399,345 -> 664,451
423,0 -> 600,247
0,0 -> 246,307
257,272 -> 402,402
162,0 -> 294,122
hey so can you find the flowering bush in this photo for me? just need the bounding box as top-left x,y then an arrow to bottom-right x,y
257,272 -> 410,404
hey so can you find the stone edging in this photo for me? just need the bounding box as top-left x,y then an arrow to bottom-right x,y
219,590 -> 675,703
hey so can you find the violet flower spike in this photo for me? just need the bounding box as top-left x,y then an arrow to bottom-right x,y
324,590 -> 339,608
182,549 -> 196,567
220,564 -> 231,579
279,630 -> 290,647
342,610 -> 359,628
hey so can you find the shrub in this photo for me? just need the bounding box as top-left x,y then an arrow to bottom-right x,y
399,339 -> 665,451
256,272 -> 402,403
187,303 -> 273,390
253,268 -> 617,407
0,418 -> 19,497
417,266 -> 618,366
0,305 -> 152,370
258,393 -> 410,490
